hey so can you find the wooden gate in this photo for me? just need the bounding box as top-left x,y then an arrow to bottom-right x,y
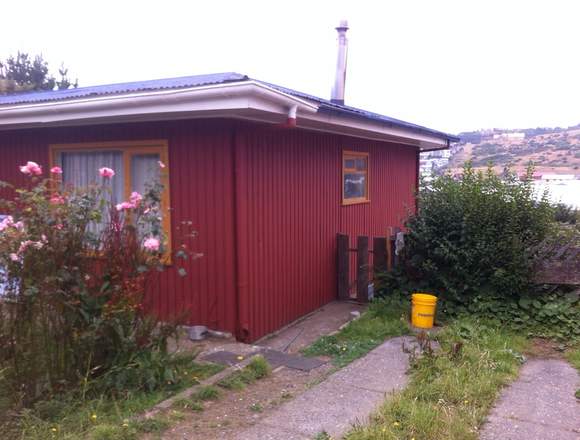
337,228 -> 402,302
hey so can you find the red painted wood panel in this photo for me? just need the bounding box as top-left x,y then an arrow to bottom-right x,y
0,120 -> 238,334
235,124 -> 418,341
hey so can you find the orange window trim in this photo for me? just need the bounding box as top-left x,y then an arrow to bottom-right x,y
48,140 -> 172,260
342,150 -> 370,205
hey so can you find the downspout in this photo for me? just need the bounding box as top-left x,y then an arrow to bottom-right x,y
276,104 -> 298,128
415,147 -> 420,215
233,124 -> 251,341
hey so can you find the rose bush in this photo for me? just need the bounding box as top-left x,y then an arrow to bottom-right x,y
0,161 -> 193,406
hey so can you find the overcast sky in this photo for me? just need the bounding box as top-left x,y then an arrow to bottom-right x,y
2,0 -> 579,134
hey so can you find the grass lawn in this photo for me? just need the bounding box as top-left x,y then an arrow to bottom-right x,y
302,299 -> 410,367
344,318 -> 528,440
566,345 -> 580,400
566,345 -> 580,370
6,355 -> 223,440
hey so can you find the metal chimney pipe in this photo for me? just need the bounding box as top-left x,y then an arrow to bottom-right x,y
331,19 -> 349,105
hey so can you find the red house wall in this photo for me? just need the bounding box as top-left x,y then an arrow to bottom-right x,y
234,125 -> 417,340
0,120 -> 239,334
0,119 -> 418,342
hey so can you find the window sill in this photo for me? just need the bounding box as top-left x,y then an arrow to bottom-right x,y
342,199 -> 371,206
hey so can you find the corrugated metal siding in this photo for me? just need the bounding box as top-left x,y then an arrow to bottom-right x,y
0,120 -> 238,334
235,125 -> 418,341
0,119 -> 418,342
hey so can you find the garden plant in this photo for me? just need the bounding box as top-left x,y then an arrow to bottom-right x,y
0,159 -> 200,436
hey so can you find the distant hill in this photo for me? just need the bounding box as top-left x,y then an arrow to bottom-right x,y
446,125 -> 580,175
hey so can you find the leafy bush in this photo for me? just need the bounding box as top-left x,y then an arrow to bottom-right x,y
389,164 -> 553,312
464,289 -> 580,340
0,161 -> 196,406
553,203 -> 578,224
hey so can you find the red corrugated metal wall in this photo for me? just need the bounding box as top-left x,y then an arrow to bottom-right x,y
0,119 -> 418,342
235,124 -> 418,341
0,120 -> 239,334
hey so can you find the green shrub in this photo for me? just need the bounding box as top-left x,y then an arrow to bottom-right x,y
553,203 -> 578,224
386,163 -> 553,312
246,355 -> 272,379
0,161 -> 198,406
217,355 -> 271,390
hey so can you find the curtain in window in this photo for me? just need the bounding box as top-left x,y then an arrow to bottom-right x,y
59,151 -> 124,238
60,151 -> 124,202
131,154 -> 160,195
131,154 -> 161,239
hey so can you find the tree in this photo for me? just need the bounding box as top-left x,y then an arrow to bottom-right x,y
0,52 -> 77,93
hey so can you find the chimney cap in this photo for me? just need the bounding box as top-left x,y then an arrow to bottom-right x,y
336,19 -> 349,31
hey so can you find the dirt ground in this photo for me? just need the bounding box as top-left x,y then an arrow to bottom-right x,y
525,337 -> 569,359
145,363 -> 333,440
142,301 -> 364,439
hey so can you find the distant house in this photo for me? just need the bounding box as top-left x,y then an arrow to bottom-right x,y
492,132 -> 525,140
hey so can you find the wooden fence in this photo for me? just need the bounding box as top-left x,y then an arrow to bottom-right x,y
337,228 -> 402,302
533,236 -> 580,285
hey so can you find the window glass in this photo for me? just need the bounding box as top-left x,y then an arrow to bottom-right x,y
131,154 -> 161,195
344,173 -> 366,198
52,141 -> 171,254
342,151 -> 369,204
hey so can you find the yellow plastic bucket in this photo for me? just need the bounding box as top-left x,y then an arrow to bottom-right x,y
411,293 -> 438,329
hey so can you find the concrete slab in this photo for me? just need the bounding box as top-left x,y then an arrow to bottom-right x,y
329,340 -> 410,393
258,348 -> 326,371
202,350 -> 257,366
232,336 -> 412,439
258,301 -> 366,353
235,382 -> 383,439
482,415 -> 580,440
480,359 -> 580,440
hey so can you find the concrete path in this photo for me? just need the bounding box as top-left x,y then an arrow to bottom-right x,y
232,336 -> 416,440
481,359 -> 580,440
258,301 -> 366,354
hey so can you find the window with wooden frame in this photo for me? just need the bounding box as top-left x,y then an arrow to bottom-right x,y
342,151 -> 369,205
49,140 -> 172,254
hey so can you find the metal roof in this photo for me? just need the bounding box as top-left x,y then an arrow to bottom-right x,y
0,72 -> 458,142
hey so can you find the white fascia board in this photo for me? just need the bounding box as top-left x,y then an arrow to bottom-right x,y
298,111 -> 448,150
0,81 -> 318,129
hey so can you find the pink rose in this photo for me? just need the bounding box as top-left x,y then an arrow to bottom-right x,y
9,253 -> 20,262
129,191 -> 143,206
143,237 -> 160,252
19,161 -> 42,176
0,216 -> 14,231
115,201 -> 135,211
98,167 -> 115,178
54,223 -> 64,230
50,194 -> 65,205
158,161 -> 166,169
50,166 -> 63,174
18,240 -> 44,254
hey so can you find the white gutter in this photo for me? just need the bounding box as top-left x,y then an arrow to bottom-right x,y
0,81 -> 318,126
